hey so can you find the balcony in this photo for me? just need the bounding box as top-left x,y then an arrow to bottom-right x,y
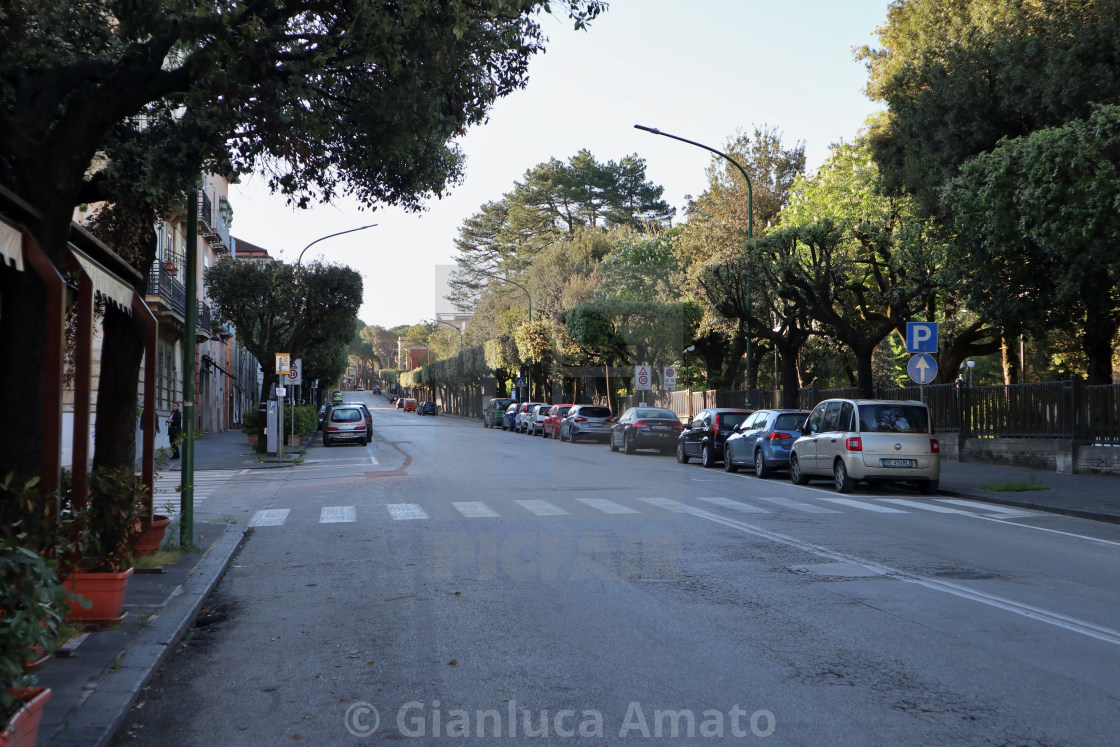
146,262 -> 186,319
197,188 -> 232,254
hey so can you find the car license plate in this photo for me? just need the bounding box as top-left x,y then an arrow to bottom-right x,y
587,423 -> 602,427
881,458 -> 915,468
651,425 -> 669,431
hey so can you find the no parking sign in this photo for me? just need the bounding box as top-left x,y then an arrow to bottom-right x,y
662,365 -> 676,391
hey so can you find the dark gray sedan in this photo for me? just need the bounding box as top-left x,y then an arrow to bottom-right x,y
609,407 -> 683,455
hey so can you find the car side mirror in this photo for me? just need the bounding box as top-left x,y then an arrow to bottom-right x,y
682,423 -> 692,430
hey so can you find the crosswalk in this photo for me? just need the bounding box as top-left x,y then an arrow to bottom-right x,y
247,494 -> 1038,528
152,469 -> 240,519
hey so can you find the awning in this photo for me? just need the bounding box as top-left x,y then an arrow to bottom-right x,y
73,250 -> 135,313
0,219 -> 22,271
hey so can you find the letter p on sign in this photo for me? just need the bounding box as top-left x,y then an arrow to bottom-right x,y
906,322 -> 938,353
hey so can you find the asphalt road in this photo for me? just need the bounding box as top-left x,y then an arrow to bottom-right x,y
112,392 -> 1120,745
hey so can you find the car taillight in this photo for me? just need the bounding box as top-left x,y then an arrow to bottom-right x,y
632,421 -> 646,430
845,437 -> 862,451
605,417 -> 614,423
931,438 -> 939,453
673,422 -> 683,430
768,432 -> 793,441
356,425 -> 366,431
327,426 -> 339,432
573,416 -> 587,422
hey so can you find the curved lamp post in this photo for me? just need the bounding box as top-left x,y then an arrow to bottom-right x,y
435,319 -> 464,356
634,124 -> 754,390
295,224 -> 377,267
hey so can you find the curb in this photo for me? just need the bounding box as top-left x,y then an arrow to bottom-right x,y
936,487 -> 1120,525
53,524 -> 249,747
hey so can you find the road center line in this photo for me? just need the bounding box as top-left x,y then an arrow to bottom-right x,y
684,506 -> 1120,647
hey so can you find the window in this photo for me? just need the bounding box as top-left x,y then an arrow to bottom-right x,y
806,404 -> 826,434
775,413 -> 807,431
719,413 -> 748,430
857,404 -> 929,433
820,402 -> 843,432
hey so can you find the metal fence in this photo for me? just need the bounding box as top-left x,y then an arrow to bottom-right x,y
605,380 -> 1120,444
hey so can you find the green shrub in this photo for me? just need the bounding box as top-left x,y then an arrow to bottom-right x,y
293,405 -> 318,436
241,407 -> 261,434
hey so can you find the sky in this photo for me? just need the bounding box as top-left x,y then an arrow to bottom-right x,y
229,0 -> 891,329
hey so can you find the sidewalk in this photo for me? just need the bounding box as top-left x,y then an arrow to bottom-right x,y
27,432 -> 1120,746
163,427 -> 302,471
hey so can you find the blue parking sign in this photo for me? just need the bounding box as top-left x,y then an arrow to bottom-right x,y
906,322 -> 938,353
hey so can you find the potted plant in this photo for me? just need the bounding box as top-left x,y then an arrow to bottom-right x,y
59,467 -> 146,623
1,540 -> 69,746
241,407 -> 261,445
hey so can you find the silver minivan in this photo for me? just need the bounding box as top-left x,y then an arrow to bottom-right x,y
789,399 -> 940,494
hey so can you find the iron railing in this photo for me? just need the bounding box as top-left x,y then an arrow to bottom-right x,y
197,188 -> 231,252
146,263 -> 186,316
601,380 -> 1120,444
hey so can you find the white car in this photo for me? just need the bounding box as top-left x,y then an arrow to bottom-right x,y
526,404 -> 552,436
789,399 -> 940,494
515,402 -> 546,433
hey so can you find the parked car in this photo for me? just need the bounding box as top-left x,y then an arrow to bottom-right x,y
372,385 -> 381,394
559,405 -> 613,443
342,401 -> 373,433
402,398 -> 417,413
676,408 -> 751,468
542,404 -> 573,438
483,398 -> 516,429
515,402 -> 546,433
502,402 -> 520,431
317,405 -> 327,431
395,396 -> 405,408
417,401 -> 437,416
526,403 -> 554,436
610,407 -> 683,455
331,390 -> 343,403
322,405 -> 368,447
789,398 -> 940,494
356,383 -> 364,391
723,409 -> 810,477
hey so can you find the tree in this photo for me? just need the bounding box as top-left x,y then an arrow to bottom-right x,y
448,149 -> 671,308
0,0 -> 605,490
860,0 -> 1120,214
941,104 -> 1120,384
205,260 -> 363,401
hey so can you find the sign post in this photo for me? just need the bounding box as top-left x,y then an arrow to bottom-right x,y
635,364 -> 652,406
662,365 -> 677,392
906,323 -> 939,400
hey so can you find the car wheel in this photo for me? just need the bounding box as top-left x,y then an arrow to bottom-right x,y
609,433 -> 619,452
676,441 -> 690,464
790,454 -> 809,485
918,479 -> 939,495
834,460 -> 855,493
323,438 -> 331,447
754,450 -> 771,479
360,437 -> 367,446
623,433 -> 635,454
701,443 -> 715,468
724,449 -> 738,472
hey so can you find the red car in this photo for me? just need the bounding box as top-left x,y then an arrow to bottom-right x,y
543,404 -> 574,438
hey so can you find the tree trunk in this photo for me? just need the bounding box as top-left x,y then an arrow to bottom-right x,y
778,342 -> 802,409
1082,317 -> 1118,385
92,303 -> 147,471
0,266 -> 47,487
854,345 -> 876,398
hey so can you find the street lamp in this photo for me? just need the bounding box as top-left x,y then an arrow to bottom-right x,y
435,318 -> 464,356
471,268 -> 533,398
295,224 -> 377,267
634,124 -> 755,390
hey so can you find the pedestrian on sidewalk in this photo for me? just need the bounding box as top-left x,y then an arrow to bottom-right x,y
167,401 -> 182,459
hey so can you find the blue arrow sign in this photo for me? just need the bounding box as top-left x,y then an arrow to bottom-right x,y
906,322 -> 938,353
907,353 -> 938,385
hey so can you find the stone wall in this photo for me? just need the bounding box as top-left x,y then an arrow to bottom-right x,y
936,434 -> 1120,477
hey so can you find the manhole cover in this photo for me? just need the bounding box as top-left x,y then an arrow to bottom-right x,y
934,570 -> 998,580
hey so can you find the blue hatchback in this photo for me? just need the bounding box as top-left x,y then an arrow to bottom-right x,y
723,409 -> 810,478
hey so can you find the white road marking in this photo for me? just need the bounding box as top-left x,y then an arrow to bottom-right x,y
453,501 -> 500,518
387,504 -> 429,521
635,496 -> 686,513
937,498 -> 1038,516
577,498 -> 639,514
878,498 -> 976,515
685,507 -> 1120,647
320,506 -> 357,523
249,508 -> 290,527
515,500 -> 569,516
816,497 -> 908,513
751,495 -> 841,514
696,496 -> 771,514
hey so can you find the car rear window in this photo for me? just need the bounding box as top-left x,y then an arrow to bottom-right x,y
858,404 -> 929,434
636,409 -> 677,420
578,407 -> 611,418
718,413 -> 748,430
331,409 -> 362,422
774,413 -> 808,430
555,406 -> 571,416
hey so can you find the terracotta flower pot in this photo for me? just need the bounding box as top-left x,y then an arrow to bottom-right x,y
1,687 -> 52,747
246,433 -> 259,446
63,568 -> 134,623
132,514 -> 172,557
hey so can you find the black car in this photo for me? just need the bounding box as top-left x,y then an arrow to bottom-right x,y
317,405 -> 327,431
609,407 -> 683,455
676,408 -> 751,468
417,401 -> 437,416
